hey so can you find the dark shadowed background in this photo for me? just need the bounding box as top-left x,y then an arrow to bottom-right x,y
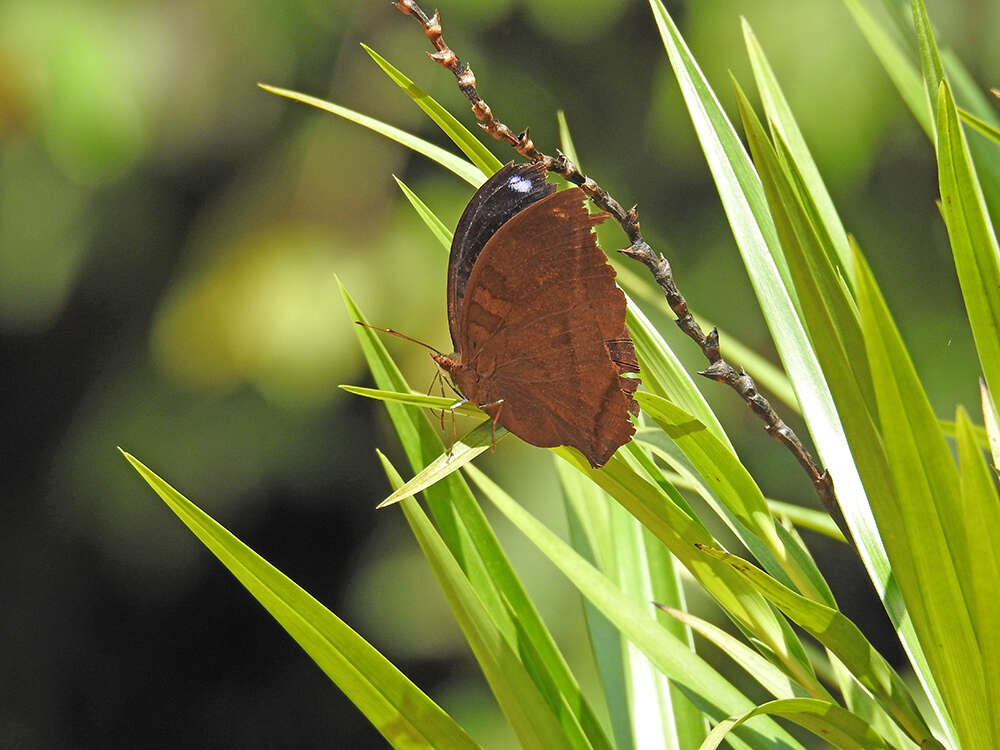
2,0 -> 995,747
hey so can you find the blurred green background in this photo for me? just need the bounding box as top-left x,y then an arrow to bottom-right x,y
2,0 -> 996,747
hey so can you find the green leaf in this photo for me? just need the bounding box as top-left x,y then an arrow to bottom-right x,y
959,107 -> 1000,147
379,454 -> 580,750
938,416 -> 991,449
556,443 -> 825,700
845,2 -> 1000,227
731,35 -> 946,724
982,379 -> 1000,473
910,0 -> 946,133
765,501 -> 847,543
856,254 -> 989,748
741,19 -> 854,279
626,301 -> 730,449
362,45 -> 502,177
734,79 -> 875,419
699,546 -> 941,749
635,394 -> 779,565
943,51 -> 1000,230
339,384 -> 484,418
646,4 -> 881,606
258,83 -> 485,187
614,267 -> 800,413
840,0 -> 932,137
556,111 -> 582,168
937,79 -> 1000,413
699,698 -> 888,750
606,491 -> 697,748
376,419 -> 500,508
558,460 -> 714,750
121,451 -> 482,750
659,607 -> 798,701
646,4 -> 936,699
648,0 -> 799,309
955,407 -> 1000,740
393,177 -> 454,251
465,463 -> 807,750
556,463 -> 636,750
644,396 -> 839,614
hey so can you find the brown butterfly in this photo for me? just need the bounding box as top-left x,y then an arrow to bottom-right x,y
430,162 -> 640,467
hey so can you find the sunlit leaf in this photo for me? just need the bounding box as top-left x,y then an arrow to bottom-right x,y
856,249 -> 989,748
954,407 -> 1000,736
765,501 -> 847,543
910,0 -> 946,133
936,79 -> 1000,415
699,698 -> 888,750
379,454 -> 581,750
659,607 -> 798,701
362,45 -> 501,177
339,384 -> 483,418
741,19 -> 853,279
122,451 -> 482,750
699,545 -> 942,749
982,379 -> 1000,473
646,1 -> 878,589
635,393 -> 778,556
259,84 -> 484,187
376,420 -> 499,508
466,464 -> 807,750
393,177 -> 454,251
840,0 -> 932,137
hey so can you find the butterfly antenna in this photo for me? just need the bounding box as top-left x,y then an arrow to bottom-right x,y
355,322 -> 444,356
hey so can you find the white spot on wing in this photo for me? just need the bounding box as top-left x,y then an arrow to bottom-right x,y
507,175 -> 532,193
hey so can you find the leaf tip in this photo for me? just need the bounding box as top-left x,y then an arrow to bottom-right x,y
376,493 -> 404,510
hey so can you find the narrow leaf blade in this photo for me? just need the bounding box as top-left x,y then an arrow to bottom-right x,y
122,451 -> 482,750
362,45 -> 502,177
259,83 -> 484,186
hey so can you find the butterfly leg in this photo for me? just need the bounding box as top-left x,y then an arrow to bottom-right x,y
426,368 -> 447,430
478,399 -> 505,452
445,398 -> 469,460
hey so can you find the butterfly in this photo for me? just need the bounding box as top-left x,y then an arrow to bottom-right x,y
430,162 -> 639,468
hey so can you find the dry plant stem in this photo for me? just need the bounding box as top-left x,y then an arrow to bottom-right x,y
392,0 -> 847,540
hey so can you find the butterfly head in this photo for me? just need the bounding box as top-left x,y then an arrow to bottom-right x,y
431,351 -> 483,401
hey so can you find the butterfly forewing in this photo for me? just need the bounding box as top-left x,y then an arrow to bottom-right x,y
447,162 -> 555,351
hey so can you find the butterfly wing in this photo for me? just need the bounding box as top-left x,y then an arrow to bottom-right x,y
456,187 -> 639,467
447,162 -> 555,351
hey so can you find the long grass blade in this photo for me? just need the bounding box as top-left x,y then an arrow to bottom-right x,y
362,45 -> 501,177
339,385 -> 483,418
982,379 -> 1000,473
699,698 -> 889,750
379,454 -> 582,750
936,79 -> 1000,415
699,546 -> 942,749
121,451 -> 483,750
258,83 -> 484,187
660,608 -> 798,701
856,251 -> 989,748
954,408 -> 1000,743
741,20 -> 853,279
466,463 -> 807,750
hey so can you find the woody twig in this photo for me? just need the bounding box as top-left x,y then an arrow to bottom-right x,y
392,0 -> 846,538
